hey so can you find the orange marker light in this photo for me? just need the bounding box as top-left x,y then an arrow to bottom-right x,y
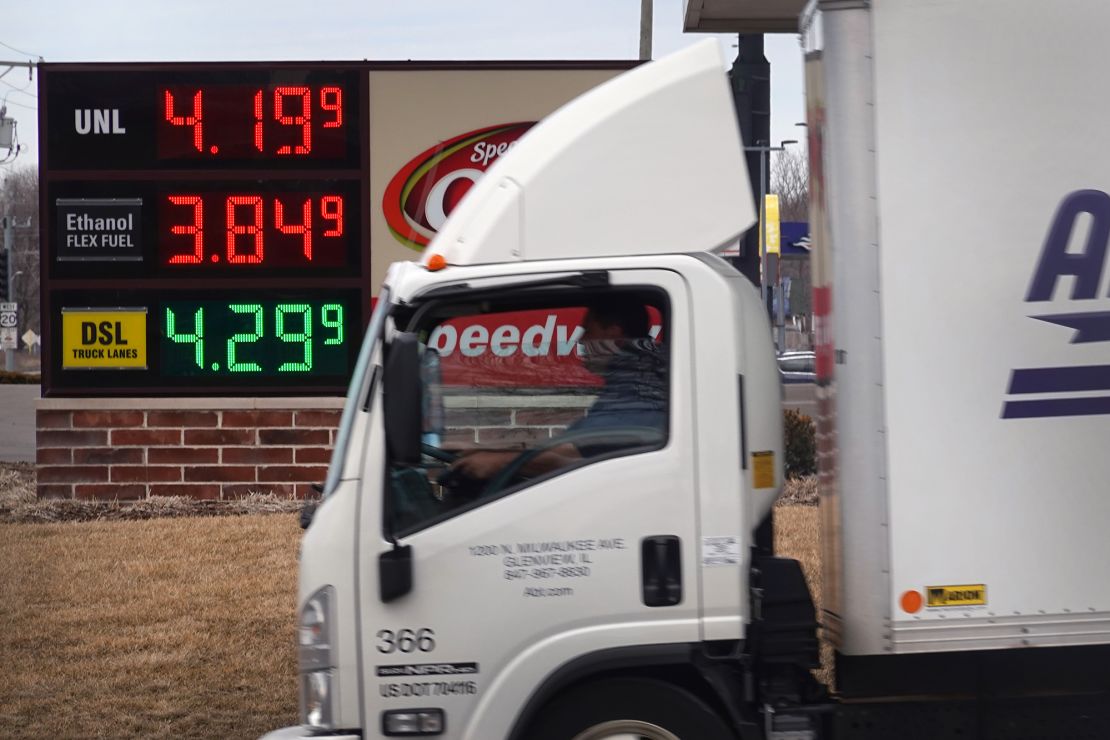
426,254 -> 447,272
900,590 -> 923,614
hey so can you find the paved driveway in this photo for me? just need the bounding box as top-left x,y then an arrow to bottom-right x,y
0,385 -> 39,462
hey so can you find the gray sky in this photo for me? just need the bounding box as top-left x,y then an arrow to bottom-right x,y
0,0 -> 805,167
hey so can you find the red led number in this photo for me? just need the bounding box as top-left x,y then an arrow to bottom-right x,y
275,198 -> 312,260
227,196 -> 264,264
164,89 -> 204,153
321,196 -> 343,237
166,194 -> 344,266
168,195 -> 204,263
274,86 -> 311,155
320,87 -> 342,128
253,90 -> 264,153
255,87 -> 342,155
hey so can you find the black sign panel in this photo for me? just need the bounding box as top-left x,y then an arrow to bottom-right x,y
55,198 -> 143,261
47,179 -> 361,279
50,288 -> 361,394
40,62 -> 371,397
45,68 -> 361,171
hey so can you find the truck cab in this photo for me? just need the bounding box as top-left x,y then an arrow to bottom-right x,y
264,41 -> 811,740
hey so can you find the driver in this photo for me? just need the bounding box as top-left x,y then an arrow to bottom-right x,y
447,297 -> 666,482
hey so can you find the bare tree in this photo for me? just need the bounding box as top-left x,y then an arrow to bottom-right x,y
0,164 -> 40,341
771,148 -> 808,222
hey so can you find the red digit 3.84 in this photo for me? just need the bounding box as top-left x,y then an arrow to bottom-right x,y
160,192 -> 346,268
159,85 -> 346,160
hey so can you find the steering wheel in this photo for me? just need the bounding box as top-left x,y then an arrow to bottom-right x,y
482,425 -> 665,497
421,442 -> 458,463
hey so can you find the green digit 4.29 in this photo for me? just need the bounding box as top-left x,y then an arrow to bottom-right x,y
276,303 -> 312,372
228,304 -> 263,372
166,307 -> 205,369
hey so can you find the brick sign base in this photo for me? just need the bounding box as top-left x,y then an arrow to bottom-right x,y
36,397 -> 344,501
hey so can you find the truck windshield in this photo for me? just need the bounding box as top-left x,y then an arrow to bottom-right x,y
323,288 -> 391,496
386,290 -> 669,534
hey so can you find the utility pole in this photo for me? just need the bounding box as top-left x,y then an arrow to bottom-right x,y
639,0 -> 653,61
728,35 -> 770,288
1,213 -> 33,372
3,213 -> 13,371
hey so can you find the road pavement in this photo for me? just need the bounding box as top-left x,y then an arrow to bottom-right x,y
783,382 -> 816,419
0,385 -> 39,462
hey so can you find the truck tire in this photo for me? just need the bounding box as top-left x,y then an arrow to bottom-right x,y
525,677 -> 735,740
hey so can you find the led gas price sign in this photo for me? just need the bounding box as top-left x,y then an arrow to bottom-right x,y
160,189 -> 346,267
161,299 -> 349,377
159,85 -> 346,160
43,68 -> 360,171
41,65 -> 369,395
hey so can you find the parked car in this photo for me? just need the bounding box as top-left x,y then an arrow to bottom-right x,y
777,350 -> 816,384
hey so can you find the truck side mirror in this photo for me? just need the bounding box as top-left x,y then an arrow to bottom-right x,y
383,332 -> 422,466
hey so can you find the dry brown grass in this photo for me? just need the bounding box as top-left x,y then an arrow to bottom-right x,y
0,514 -> 302,739
0,464 -> 824,738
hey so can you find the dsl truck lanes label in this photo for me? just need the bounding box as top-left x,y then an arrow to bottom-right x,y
62,308 -> 147,369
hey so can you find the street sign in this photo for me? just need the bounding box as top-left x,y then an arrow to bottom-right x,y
0,327 -> 16,350
0,302 -> 17,329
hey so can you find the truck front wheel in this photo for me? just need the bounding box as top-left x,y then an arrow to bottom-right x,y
526,677 -> 735,740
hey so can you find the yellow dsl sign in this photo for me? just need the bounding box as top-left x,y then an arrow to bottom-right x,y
761,194 -> 781,256
62,308 -> 148,369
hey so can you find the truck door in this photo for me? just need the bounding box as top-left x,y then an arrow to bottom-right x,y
357,269 -> 699,739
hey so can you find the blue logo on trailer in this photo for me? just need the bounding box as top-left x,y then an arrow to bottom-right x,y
1003,190 -> 1110,419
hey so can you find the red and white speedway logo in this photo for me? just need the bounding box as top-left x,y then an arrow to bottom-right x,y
383,122 -> 534,251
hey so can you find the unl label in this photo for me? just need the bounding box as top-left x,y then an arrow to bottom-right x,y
927,584 -> 987,608
61,308 -> 148,369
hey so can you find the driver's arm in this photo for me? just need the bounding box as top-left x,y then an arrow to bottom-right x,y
451,443 -> 582,480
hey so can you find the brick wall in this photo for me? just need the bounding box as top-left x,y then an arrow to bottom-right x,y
442,394 -> 593,448
36,398 -> 343,501
35,394 -> 595,501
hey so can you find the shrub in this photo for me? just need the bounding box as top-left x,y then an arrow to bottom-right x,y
784,408 -> 816,479
0,371 -> 40,384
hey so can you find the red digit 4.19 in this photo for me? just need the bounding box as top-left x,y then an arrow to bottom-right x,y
254,86 -> 343,156
160,84 -> 344,159
164,90 -> 204,153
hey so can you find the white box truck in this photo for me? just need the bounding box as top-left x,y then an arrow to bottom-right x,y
263,3 -> 1110,738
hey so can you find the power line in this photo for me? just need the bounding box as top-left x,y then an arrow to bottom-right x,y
0,79 -> 35,97
3,98 -> 36,110
0,40 -> 40,58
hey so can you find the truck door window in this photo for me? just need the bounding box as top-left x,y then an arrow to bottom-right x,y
386,291 -> 669,535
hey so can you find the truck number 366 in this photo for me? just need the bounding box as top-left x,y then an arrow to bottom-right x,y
376,628 -> 436,654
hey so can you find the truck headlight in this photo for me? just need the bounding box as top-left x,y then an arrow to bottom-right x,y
298,586 -> 336,729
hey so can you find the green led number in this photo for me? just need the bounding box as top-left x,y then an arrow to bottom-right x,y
228,304 -> 263,372
322,304 -> 344,346
166,307 -> 205,369
276,304 -> 312,372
